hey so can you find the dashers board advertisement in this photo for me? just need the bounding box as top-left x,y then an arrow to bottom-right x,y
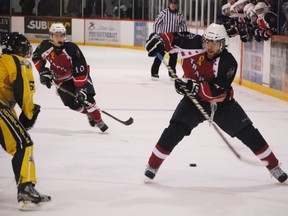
24,17 -> 72,41
85,20 -> 120,44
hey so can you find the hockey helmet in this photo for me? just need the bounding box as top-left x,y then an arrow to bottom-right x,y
49,23 -> 66,46
202,23 -> 227,53
231,0 -> 249,13
1,32 -> 32,57
221,3 -> 231,16
244,3 -> 256,20
254,2 -> 269,18
169,0 -> 179,4
49,23 -> 66,35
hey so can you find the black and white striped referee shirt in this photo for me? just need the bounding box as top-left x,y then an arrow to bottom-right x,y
153,8 -> 187,34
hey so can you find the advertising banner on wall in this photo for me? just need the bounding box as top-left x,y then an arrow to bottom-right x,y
85,20 -> 120,44
0,16 -> 10,35
134,22 -> 148,47
243,39 -> 264,84
24,17 -> 72,41
270,40 -> 288,93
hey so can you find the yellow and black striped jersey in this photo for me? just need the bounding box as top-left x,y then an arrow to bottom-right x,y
0,53 -> 36,119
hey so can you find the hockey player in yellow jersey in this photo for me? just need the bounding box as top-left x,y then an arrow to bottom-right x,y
0,32 -> 51,210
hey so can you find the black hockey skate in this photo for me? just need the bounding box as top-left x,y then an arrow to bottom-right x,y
144,165 -> 158,180
269,166 -> 288,183
18,182 -> 51,210
96,120 -> 108,132
87,114 -> 96,127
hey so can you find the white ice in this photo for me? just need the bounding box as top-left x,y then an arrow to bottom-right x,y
1,46 -> 288,216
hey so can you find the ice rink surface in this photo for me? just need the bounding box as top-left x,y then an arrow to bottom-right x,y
1,46 -> 288,215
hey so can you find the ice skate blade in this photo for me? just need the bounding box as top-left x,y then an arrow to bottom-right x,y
144,177 -> 154,184
18,200 -> 50,211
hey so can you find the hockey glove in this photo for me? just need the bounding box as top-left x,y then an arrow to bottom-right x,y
19,104 -> 41,130
75,87 -> 87,105
145,33 -> 165,57
174,78 -> 199,96
254,29 -> 262,42
39,67 -> 54,89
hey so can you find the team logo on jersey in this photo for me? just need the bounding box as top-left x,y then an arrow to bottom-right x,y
29,156 -> 35,163
227,67 -> 236,78
197,55 -> 205,66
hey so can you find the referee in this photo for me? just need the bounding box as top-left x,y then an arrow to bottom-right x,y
151,0 -> 187,79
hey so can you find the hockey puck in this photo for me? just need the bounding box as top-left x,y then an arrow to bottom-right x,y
189,163 -> 197,167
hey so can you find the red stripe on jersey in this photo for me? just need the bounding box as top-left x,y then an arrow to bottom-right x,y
160,32 -> 175,52
73,75 -> 88,87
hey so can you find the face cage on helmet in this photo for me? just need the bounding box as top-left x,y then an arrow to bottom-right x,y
49,32 -> 66,44
2,41 -> 31,57
202,37 -> 226,53
15,43 -> 31,57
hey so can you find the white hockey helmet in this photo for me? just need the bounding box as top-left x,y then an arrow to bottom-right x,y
244,3 -> 256,20
254,2 -> 269,18
203,23 -> 227,52
231,0 -> 249,13
222,3 -> 231,16
49,23 -> 66,35
49,23 -> 66,45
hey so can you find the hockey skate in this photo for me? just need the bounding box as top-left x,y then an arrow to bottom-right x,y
144,165 -> 158,182
96,120 -> 108,132
269,166 -> 288,183
151,74 -> 159,80
17,182 -> 51,210
87,114 -> 96,127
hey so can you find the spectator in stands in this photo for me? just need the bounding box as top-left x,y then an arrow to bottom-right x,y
113,1 -> 128,18
0,0 -> 10,15
67,0 -> 81,17
19,0 -> 35,15
91,0 -> 107,18
281,1 -> 288,35
38,0 -> 60,16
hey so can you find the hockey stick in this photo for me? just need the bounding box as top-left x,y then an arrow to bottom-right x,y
157,53 -> 268,166
52,82 -> 133,126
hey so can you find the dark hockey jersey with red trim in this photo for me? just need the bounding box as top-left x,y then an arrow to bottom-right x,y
32,40 -> 88,87
256,11 -> 277,37
160,32 -> 237,102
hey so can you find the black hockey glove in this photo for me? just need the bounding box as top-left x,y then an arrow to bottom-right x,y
75,87 -> 87,105
19,104 -> 41,130
145,33 -> 165,57
39,67 -> 54,89
174,78 -> 199,96
254,29 -> 262,42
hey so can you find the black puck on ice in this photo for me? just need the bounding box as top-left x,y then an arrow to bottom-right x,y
189,163 -> 197,167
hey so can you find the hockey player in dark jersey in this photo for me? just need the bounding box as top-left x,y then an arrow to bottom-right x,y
32,23 -> 108,132
144,23 -> 287,183
254,1 -> 277,41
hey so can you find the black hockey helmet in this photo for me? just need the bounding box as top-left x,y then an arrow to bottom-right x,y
169,0 -> 179,4
1,32 -> 32,57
